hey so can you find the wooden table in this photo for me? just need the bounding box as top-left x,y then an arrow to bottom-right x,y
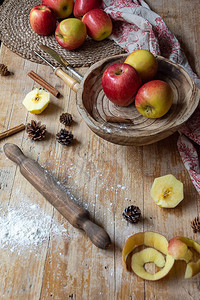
0,1 -> 200,299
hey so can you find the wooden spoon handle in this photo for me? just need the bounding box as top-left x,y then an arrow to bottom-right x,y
3,143 -> 111,249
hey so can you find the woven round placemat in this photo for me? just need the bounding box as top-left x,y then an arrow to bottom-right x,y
0,0 -> 124,67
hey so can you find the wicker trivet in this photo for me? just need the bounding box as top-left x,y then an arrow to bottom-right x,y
0,0 -> 125,67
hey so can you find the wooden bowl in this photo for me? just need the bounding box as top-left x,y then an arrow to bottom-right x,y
76,54 -> 200,146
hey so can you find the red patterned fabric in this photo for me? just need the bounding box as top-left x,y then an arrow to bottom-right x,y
103,0 -> 200,194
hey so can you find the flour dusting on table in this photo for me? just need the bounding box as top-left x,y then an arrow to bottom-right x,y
0,199 -> 70,253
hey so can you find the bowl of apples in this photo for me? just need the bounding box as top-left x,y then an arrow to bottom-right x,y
76,50 -> 199,146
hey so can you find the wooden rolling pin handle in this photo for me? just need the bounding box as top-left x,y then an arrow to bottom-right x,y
3,143 -> 111,249
81,219 -> 111,249
54,67 -> 79,92
3,142 -> 26,165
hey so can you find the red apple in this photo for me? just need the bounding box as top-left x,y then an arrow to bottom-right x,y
135,80 -> 173,118
102,63 -> 142,106
29,4 -> 56,36
42,0 -> 74,19
74,0 -> 102,19
82,9 -> 112,41
55,18 -> 87,50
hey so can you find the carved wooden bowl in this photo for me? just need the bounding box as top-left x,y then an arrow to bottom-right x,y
76,54 -> 200,146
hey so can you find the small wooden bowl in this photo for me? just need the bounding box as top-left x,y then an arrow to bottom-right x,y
77,54 -> 200,146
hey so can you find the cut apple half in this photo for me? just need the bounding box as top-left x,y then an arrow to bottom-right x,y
168,236 -> 200,278
150,174 -> 184,208
23,88 -> 50,114
122,232 -> 175,281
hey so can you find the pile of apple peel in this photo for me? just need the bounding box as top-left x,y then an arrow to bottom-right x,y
122,232 -> 200,281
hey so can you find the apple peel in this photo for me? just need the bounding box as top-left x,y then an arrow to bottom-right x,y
122,232 -> 175,281
168,236 -> 200,278
132,248 -> 166,269
168,237 -> 193,263
131,248 -> 174,281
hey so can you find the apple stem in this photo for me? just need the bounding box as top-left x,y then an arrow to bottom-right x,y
115,69 -> 123,75
56,33 -> 63,39
145,106 -> 153,114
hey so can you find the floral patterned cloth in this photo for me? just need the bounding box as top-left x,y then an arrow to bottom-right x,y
103,0 -> 200,194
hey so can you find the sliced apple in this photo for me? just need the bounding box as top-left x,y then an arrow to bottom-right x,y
150,174 -> 184,208
23,88 -> 50,114
168,236 -> 200,278
122,232 -> 175,281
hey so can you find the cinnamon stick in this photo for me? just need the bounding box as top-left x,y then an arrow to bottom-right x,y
28,70 -> 60,98
105,116 -> 133,124
0,123 -> 25,140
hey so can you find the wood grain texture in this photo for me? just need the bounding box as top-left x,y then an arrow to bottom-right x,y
0,0 -> 200,299
77,55 -> 199,146
3,143 -> 111,249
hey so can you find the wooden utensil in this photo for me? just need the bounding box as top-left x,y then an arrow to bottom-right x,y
34,51 -> 200,146
34,51 -> 80,92
77,54 -> 200,146
3,143 -> 111,249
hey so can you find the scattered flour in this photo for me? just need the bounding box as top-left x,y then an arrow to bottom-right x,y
0,200 -> 69,253
0,160 -> 131,255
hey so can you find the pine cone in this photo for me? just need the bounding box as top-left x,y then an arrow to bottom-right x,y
122,205 -> 141,223
191,216 -> 200,233
59,113 -> 73,126
56,129 -> 73,146
0,64 -> 11,76
26,120 -> 46,141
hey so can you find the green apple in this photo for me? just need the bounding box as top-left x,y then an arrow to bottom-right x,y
135,80 -> 173,118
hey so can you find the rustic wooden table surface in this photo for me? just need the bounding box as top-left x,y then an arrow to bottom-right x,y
0,1 -> 200,299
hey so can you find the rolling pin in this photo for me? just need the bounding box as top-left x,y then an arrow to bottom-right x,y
3,143 -> 111,249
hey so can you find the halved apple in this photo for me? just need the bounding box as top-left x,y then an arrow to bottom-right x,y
122,232 -> 175,281
168,236 -> 200,278
23,88 -> 50,114
150,174 -> 184,208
